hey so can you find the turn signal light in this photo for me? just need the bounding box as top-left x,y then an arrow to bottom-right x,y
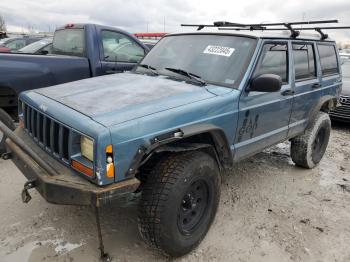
106,145 -> 115,179
72,160 -> 94,177
106,163 -> 115,178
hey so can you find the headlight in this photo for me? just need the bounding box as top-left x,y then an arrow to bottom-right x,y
81,136 -> 94,161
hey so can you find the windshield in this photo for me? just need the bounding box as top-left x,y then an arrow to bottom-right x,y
18,38 -> 52,53
52,29 -> 84,57
138,34 -> 257,87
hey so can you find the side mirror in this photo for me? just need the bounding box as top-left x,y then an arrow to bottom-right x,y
39,50 -> 49,55
249,74 -> 282,92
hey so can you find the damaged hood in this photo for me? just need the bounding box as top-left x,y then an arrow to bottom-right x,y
35,72 -> 220,127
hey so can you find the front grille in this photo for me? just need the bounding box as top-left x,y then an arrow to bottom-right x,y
339,95 -> 350,106
330,95 -> 350,120
23,103 -> 71,162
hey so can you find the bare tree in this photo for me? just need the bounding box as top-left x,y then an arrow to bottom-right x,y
0,15 -> 6,32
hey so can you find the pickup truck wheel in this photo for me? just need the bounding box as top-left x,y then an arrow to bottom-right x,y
290,112 -> 331,169
0,108 -> 15,154
138,151 -> 221,257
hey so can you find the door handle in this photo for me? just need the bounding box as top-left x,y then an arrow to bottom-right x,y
312,83 -> 321,89
281,89 -> 295,96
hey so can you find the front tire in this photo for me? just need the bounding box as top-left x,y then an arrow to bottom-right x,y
138,151 -> 221,257
290,112 -> 331,169
0,108 -> 15,154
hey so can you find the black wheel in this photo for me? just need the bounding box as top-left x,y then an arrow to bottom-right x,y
138,151 -> 221,257
290,112 -> 331,169
0,108 -> 15,154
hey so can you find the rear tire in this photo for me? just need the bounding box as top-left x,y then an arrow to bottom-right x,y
0,108 -> 15,154
138,151 -> 221,257
290,112 -> 331,169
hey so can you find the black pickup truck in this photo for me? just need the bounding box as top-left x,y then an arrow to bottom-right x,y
0,23 -> 149,152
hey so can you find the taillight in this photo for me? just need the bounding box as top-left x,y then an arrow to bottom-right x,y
65,24 -> 75,29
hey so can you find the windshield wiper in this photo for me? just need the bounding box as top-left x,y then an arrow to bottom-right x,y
138,64 -> 159,75
164,67 -> 207,86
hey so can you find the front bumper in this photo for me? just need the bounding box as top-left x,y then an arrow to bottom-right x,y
4,127 -> 140,207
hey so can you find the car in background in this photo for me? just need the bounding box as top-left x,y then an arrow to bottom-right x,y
340,48 -> 350,54
0,23 -> 149,153
0,38 -> 13,52
17,37 -> 53,55
0,31 -> 7,39
330,55 -> 350,122
0,36 -> 44,52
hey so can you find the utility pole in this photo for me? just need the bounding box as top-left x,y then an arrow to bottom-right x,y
163,16 -> 165,32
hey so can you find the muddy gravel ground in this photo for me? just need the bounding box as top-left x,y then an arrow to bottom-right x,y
0,122 -> 349,262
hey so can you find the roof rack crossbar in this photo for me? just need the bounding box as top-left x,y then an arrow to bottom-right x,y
219,26 -> 350,31
218,25 -> 350,40
181,19 -> 338,31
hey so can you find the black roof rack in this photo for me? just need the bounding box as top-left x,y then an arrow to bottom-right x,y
181,19 -> 350,40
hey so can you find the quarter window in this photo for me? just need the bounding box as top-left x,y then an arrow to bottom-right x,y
101,31 -> 145,63
318,44 -> 339,76
254,43 -> 288,83
292,43 -> 316,81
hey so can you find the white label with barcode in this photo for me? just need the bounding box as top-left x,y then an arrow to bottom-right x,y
203,45 -> 235,57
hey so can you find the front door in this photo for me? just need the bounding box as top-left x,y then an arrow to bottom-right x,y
234,41 -> 294,161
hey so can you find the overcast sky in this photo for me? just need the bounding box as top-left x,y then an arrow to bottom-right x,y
1,0 -> 350,41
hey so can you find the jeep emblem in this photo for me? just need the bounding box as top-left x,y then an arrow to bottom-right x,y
39,104 -> 48,112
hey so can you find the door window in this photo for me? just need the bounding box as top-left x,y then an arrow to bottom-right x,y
317,44 -> 339,76
253,43 -> 288,83
102,31 -> 144,63
292,43 -> 317,81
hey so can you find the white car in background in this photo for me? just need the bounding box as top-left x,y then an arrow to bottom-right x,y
17,37 -> 53,55
330,54 -> 350,122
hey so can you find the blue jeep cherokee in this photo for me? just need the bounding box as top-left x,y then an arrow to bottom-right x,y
0,21 -> 343,257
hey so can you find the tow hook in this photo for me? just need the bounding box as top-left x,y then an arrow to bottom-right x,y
21,180 -> 36,203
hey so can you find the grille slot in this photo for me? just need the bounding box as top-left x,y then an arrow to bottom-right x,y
23,103 -> 72,162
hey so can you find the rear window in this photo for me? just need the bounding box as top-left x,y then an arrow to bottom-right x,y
292,43 -> 316,81
52,29 -> 85,57
317,44 -> 339,76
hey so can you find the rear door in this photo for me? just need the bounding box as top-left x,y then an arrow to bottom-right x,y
234,40 -> 293,160
99,30 -> 146,74
317,43 -> 342,103
288,41 -> 321,137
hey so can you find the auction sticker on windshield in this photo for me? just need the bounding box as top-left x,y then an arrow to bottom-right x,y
203,45 -> 235,57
